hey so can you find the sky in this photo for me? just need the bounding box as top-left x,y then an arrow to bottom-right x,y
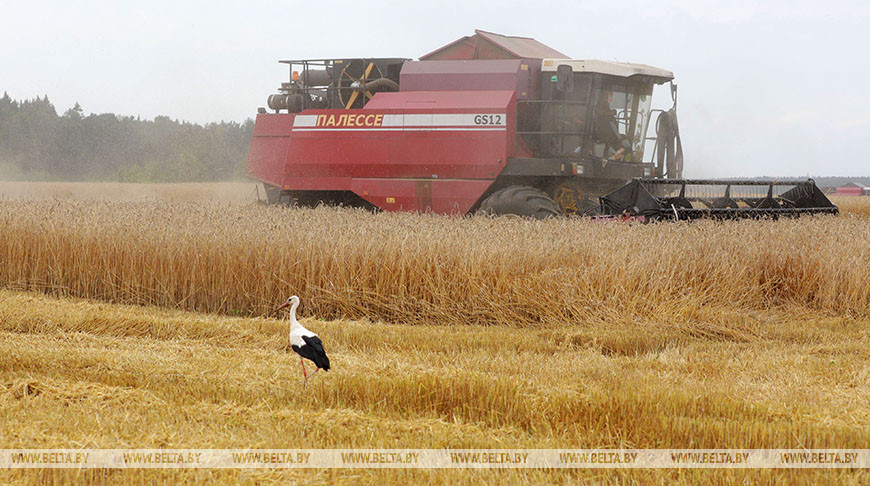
2,0 -> 869,177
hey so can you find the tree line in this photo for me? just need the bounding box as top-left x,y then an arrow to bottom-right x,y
0,92 -> 253,182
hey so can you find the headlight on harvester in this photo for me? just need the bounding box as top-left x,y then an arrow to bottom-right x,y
643,167 -> 652,177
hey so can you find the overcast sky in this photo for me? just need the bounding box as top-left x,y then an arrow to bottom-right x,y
2,0 -> 868,177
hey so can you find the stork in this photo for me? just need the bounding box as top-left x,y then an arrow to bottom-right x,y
272,296 -> 330,388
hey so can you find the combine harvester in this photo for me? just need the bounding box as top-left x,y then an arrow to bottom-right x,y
246,30 -> 836,220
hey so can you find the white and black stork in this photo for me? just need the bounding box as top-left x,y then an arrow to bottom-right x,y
272,296 -> 330,388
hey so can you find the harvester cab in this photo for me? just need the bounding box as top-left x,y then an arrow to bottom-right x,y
530,59 -> 681,176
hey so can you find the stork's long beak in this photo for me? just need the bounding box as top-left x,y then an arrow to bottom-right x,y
271,301 -> 290,316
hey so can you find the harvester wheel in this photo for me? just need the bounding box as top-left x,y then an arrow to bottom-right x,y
477,186 -> 561,219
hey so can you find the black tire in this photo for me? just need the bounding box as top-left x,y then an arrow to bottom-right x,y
477,186 -> 561,219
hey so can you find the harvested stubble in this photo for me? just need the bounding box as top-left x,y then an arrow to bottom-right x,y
0,199 -> 868,326
0,290 -> 868,485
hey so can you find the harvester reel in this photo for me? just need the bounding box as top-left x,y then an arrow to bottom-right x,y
599,179 -> 837,220
339,60 -> 383,109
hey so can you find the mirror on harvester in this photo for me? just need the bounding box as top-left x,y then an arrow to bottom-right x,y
556,64 -> 574,93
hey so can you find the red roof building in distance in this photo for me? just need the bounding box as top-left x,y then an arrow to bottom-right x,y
834,182 -> 869,196
420,29 -> 570,61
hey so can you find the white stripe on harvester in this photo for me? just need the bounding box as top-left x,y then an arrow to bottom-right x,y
292,113 -> 507,128
292,127 -> 505,132
293,115 -> 318,127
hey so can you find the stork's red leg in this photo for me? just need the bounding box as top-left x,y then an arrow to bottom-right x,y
300,357 -> 307,379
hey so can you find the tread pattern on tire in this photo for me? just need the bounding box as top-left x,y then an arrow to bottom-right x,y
477,186 -> 561,219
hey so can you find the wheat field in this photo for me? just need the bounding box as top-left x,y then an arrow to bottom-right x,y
1,199 -> 869,325
833,195 -> 870,218
0,181 -> 258,203
0,183 -> 868,484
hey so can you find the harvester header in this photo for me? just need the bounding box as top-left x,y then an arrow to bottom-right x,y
600,179 -> 838,220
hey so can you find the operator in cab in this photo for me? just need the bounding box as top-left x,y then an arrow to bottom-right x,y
593,90 -> 632,160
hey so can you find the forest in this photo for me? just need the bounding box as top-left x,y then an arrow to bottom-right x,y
0,93 -> 252,182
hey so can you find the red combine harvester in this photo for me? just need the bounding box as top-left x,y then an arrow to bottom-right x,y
247,30 -> 836,219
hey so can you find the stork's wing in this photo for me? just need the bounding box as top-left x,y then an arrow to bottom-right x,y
301,334 -> 325,354
301,334 -> 330,371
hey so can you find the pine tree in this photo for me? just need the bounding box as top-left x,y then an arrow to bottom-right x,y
63,102 -> 84,120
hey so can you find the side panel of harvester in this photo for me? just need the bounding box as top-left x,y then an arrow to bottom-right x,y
247,90 -> 516,214
247,114 -> 294,188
